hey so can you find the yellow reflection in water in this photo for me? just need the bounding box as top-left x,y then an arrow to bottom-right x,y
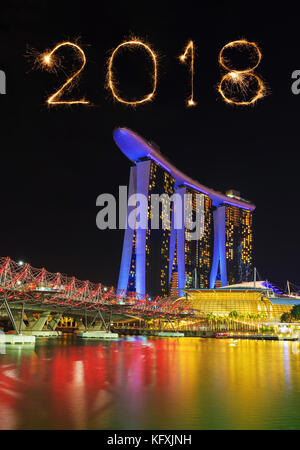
1,338 -> 300,430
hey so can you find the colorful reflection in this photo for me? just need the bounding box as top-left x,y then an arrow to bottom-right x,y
1,337 -> 300,429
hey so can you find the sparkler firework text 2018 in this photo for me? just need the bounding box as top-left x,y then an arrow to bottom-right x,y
26,37 -> 271,107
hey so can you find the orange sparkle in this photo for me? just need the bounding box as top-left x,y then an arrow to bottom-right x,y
41,41 -> 89,105
107,39 -> 158,106
180,41 -> 196,107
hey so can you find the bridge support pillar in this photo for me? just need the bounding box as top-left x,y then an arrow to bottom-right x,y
77,310 -> 118,339
0,300 -> 36,344
0,298 -> 21,334
27,311 -> 50,331
77,318 -> 86,331
89,321 -> 106,332
12,311 -> 24,333
22,311 -> 62,337
77,330 -> 119,339
0,334 -> 36,345
47,313 -> 62,331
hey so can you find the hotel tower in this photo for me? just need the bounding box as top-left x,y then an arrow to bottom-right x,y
114,128 -> 255,298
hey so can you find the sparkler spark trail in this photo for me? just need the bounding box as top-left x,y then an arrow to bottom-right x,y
218,39 -> 265,105
218,72 -> 265,105
180,41 -> 196,106
218,39 -> 262,73
107,39 -> 158,106
41,41 -> 89,105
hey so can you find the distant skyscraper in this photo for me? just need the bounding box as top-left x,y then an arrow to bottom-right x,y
114,128 -> 255,298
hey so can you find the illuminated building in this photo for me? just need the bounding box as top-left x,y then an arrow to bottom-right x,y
145,160 -> 175,297
175,186 -> 213,291
117,157 -> 175,298
225,204 -> 253,285
185,282 -> 300,322
169,246 -> 179,298
114,128 -> 255,298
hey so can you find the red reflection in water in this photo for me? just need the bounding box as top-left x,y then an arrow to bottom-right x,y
1,338 -> 297,430
0,338 -> 162,429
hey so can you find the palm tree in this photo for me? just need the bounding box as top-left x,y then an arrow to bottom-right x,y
223,315 -> 230,331
258,312 -> 267,328
239,313 -> 244,330
206,313 -> 215,330
255,313 -> 262,332
214,314 -> 219,331
216,315 -> 224,331
229,311 -> 238,331
247,313 -> 256,331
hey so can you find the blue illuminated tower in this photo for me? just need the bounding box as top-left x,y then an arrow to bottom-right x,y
114,128 -> 255,298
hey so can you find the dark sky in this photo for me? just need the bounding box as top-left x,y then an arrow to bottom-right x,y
0,0 -> 299,289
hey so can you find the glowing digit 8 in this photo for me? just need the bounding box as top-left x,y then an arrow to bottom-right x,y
107,40 -> 158,106
218,39 -> 265,106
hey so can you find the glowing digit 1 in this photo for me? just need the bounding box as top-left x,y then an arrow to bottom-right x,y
42,41 -> 89,105
107,39 -> 158,106
179,41 -> 196,107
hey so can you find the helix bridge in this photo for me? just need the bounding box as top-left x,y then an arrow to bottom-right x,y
0,257 -> 196,334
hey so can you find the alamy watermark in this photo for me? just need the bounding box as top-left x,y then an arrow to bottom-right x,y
96,186 -> 205,241
0,71 -> 6,95
0,331 -> 5,354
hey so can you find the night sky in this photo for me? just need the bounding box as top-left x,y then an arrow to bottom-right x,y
0,1 -> 299,289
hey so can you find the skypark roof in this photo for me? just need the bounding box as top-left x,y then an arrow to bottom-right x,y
113,127 -> 255,211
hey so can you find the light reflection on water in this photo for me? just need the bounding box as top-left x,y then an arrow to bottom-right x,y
0,336 -> 300,430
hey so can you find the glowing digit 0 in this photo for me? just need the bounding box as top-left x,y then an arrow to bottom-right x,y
107,39 -> 158,106
42,41 -> 89,105
218,39 -> 266,106
180,41 -> 196,107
